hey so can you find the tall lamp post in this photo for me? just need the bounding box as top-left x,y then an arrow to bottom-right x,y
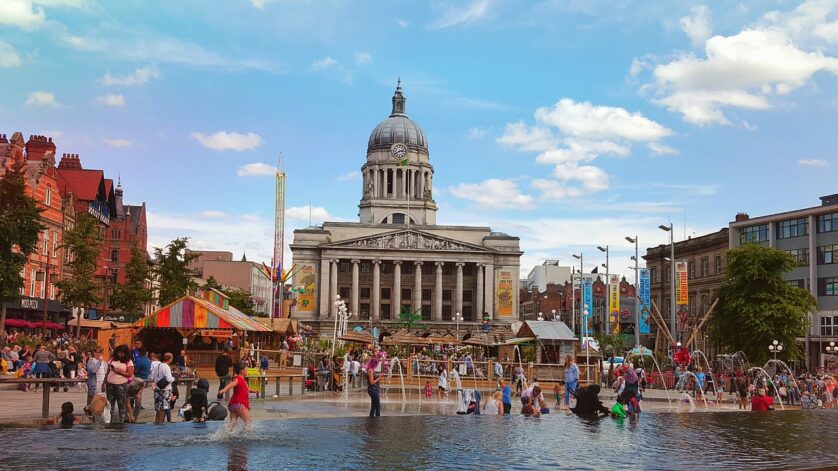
572,253 -> 583,337
331,295 -> 352,358
826,342 -> 837,369
658,224 -> 676,342
596,245 -> 609,334
625,236 -> 640,347
769,340 -> 783,360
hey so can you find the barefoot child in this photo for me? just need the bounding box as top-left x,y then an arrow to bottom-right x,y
55,402 -> 80,427
554,381 -> 564,408
218,363 -> 253,431
423,381 -> 433,399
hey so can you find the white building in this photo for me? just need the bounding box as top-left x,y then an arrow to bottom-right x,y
525,260 -> 572,292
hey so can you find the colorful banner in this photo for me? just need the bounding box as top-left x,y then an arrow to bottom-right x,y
496,269 -> 514,318
197,329 -> 233,338
295,263 -> 317,313
638,268 -> 651,334
582,275 -> 593,333
609,274 -> 620,333
675,261 -> 688,306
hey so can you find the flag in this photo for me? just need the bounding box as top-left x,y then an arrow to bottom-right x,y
260,262 -> 272,280
591,266 -> 598,274
399,158 -> 408,166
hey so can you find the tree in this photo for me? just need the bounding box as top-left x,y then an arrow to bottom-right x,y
594,331 -> 630,383
201,277 -> 256,315
110,245 -> 153,320
395,306 -> 426,332
709,244 -> 817,363
56,212 -> 104,336
0,161 -> 43,332
154,237 -> 198,306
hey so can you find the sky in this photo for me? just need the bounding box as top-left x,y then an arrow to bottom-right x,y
1,0 -> 837,281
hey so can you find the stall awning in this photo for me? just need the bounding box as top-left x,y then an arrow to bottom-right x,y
135,295 -> 271,332
517,321 -> 577,342
4,319 -> 35,329
31,321 -> 64,330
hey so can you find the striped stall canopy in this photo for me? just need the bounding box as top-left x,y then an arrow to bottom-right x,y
135,295 -> 271,332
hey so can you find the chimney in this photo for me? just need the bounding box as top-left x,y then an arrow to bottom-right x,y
735,212 -> 750,222
820,194 -> 838,207
58,153 -> 83,169
25,134 -> 57,162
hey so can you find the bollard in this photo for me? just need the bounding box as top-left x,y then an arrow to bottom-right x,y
275,377 -> 281,397
301,373 -> 305,395
260,377 -> 266,399
288,376 -> 293,396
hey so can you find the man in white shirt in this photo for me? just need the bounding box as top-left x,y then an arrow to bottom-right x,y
151,352 -> 175,424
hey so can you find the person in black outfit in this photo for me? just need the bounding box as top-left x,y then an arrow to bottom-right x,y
215,349 -> 234,395
570,384 -> 610,417
188,378 -> 210,421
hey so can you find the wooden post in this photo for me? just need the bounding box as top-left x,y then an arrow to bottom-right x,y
260,377 -> 266,399
276,376 -> 281,397
42,383 -> 50,418
288,376 -> 294,396
300,372 -> 305,395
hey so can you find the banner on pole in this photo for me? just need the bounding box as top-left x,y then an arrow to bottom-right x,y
675,261 -> 688,305
609,274 -> 620,333
582,275 -> 593,333
638,268 -> 651,334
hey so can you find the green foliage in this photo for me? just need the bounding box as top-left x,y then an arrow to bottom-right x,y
594,332 -> 630,359
56,213 -> 104,309
0,161 -> 43,305
110,245 -> 153,316
395,306 -> 427,332
154,237 -> 198,306
201,277 -> 256,315
709,244 -> 817,363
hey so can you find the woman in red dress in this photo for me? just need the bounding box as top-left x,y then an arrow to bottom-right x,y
218,363 -> 253,431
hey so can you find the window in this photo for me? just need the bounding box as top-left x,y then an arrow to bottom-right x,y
45,187 -> 51,206
443,289 -> 452,301
391,213 -> 405,224
110,229 -> 121,239
381,288 -> 391,300
650,268 -> 657,284
714,255 -> 723,275
818,277 -> 838,296
787,248 -> 809,267
819,212 -> 838,233
787,279 -> 805,289
29,269 -> 36,297
402,264 -> 414,275
422,288 -> 432,301
688,260 -> 696,279
110,248 -> 119,262
701,257 -> 709,277
463,290 -> 472,303
818,245 -> 837,265
777,218 -> 808,239
52,232 -> 58,258
42,230 -> 48,255
401,288 -> 411,300
739,224 -> 768,244
689,294 -> 696,317
381,263 -> 392,274
339,262 -> 350,272
339,287 -> 350,299
463,305 -> 473,320
39,273 -> 45,298
361,262 -> 371,273
360,288 -> 370,299
442,264 -> 453,276
821,316 -> 838,336
360,303 -> 370,320
380,304 -> 390,320
463,265 -> 474,277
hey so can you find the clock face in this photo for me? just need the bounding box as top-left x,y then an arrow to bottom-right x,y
391,143 -> 407,159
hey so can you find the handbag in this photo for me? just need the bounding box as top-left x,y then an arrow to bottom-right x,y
155,364 -> 171,389
88,394 -> 107,415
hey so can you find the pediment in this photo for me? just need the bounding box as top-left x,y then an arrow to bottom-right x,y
323,230 -> 492,252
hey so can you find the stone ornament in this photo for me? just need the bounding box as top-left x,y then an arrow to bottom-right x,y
342,231 -> 467,251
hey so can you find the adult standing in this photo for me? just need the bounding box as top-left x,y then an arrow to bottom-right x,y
367,357 -> 381,417
104,345 -> 134,424
512,364 -> 525,396
31,345 -> 55,392
215,349 -> 234,395
218,363 -> 253,431
131,340 -> 143,365
85,347 -> 107,419
177,349 -> 188,372
564,355 -> 580,408
134,349 -> 151,380
150,352 -> 175,424
493,360 -> 503,381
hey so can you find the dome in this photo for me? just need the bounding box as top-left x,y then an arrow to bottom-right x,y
367,81 -> 428,153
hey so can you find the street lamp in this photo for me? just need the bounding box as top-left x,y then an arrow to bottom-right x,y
626,235 -> 640,348
537,312 -> 544,321
827,341 -> 837,354
551,309 -> 557,322
331,294 -> 352,357
659,224 -> 676,342
769,340 -> 783,360
572,253 -> 583,337
583,303 -> 590,381
597,245 -> 610,334
452,312 -> 463,336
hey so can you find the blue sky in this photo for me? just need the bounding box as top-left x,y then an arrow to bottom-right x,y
2,0 -> 836,280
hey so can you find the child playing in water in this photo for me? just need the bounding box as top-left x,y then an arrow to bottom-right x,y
423,381 -> 433,399
611,395 -> 627,419
521,396 -> 540,416
554,381 -> 564,408
55,401 -> 79,427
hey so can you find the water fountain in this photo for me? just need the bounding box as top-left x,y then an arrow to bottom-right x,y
512,345 -> 528,392
342,353 -> 351,404
747,366 -> 785,410
763,358 -> 801,403
674,371 -> 708,409
625,348 -> 673,409
384,356 -> 407,403
691,350 -> 721,408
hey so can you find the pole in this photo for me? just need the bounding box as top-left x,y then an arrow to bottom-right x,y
633,236 -> 640,348
571,268 -> 576,335
42,262 -> 50,336
604,246 -> 609,335
669,224 -> 676,343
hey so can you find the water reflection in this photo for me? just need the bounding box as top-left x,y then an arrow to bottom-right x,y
227,445 -> 249,471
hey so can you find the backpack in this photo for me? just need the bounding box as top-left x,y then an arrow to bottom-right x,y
206,401 -> 228,421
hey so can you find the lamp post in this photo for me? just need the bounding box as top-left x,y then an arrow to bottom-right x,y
331,295 -> 352,358
597,245 -> 609,334
452,312 -> 463,337
826,342 -> 837,369
625,236 -> 640,348
551,309 -> 557,322
537,312 -> 544,321
769,340 -> 783,360
583,303 -> 590,381
572,253 -> 583,337
658,224 -> 676,342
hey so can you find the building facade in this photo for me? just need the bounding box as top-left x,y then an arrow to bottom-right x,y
643,228 -> 729,351
290,84 -> 522,336
524,260 -> 572,292
729,195 -> 838,370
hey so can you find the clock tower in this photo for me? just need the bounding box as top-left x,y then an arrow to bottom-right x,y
359,82 -> 438,225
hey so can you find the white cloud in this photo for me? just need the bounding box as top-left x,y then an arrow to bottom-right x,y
96,94 -> 124,107
337,170 -> 360,181
0,0 -> 46,30
397,19 -> 409,28
309,56 -> 352,84
449,178 -> 534,210
310,56 -> 337,70
679,5 -> 712,47
0,42 -> 22,67
798,158 -> 828,167
100,65 -> 160,86
354,51 -> 372,65
646,1 -> 838,125
237,162 -> 276,176
198,210 -> 229,219
499,98 -> 672,199
286,205 -> 332,223
430,0 -> 492,29
192,131 -> 263,152
25,91 -> 59,107
467,127 -> 489,139
104,138 -> 131,147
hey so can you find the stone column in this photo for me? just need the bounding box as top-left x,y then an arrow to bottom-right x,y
484,263 -> 494,320
393,261 -> 402,317
435,262 -> 443,321
372,260 -> 381,320
329,259 -> 338,318
401,169 -> 406,198
455,262 -> 464,317
351,259 -> 360,318
319,258 -> 330,318
413,261 -> 423,316
475,263 -> 484,319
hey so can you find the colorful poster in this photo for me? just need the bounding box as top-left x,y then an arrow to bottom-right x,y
496,269 -> 514,317
675,261 -> 688,306
638,268 -> 651,334
582,275 -> 593,333
295,264 -> 317,313
609,275 -> 620,333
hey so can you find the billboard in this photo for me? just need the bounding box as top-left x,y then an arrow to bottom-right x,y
294,263 -> 317,313
638,268 -> 651,334
675,261 -> 688,306
609,274 -> 620,333
496,269 -> 515,318
582,275 -> 593,333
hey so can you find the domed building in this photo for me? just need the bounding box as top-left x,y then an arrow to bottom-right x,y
290,83 -> 522,335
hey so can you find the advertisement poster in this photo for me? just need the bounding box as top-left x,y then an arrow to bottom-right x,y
496,269 -> 514,317
295,264 -> 317,313
638,268 -> 651,334
582,275 -> 594,333
609,274 -> 620,333
675,261 -> 689,305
